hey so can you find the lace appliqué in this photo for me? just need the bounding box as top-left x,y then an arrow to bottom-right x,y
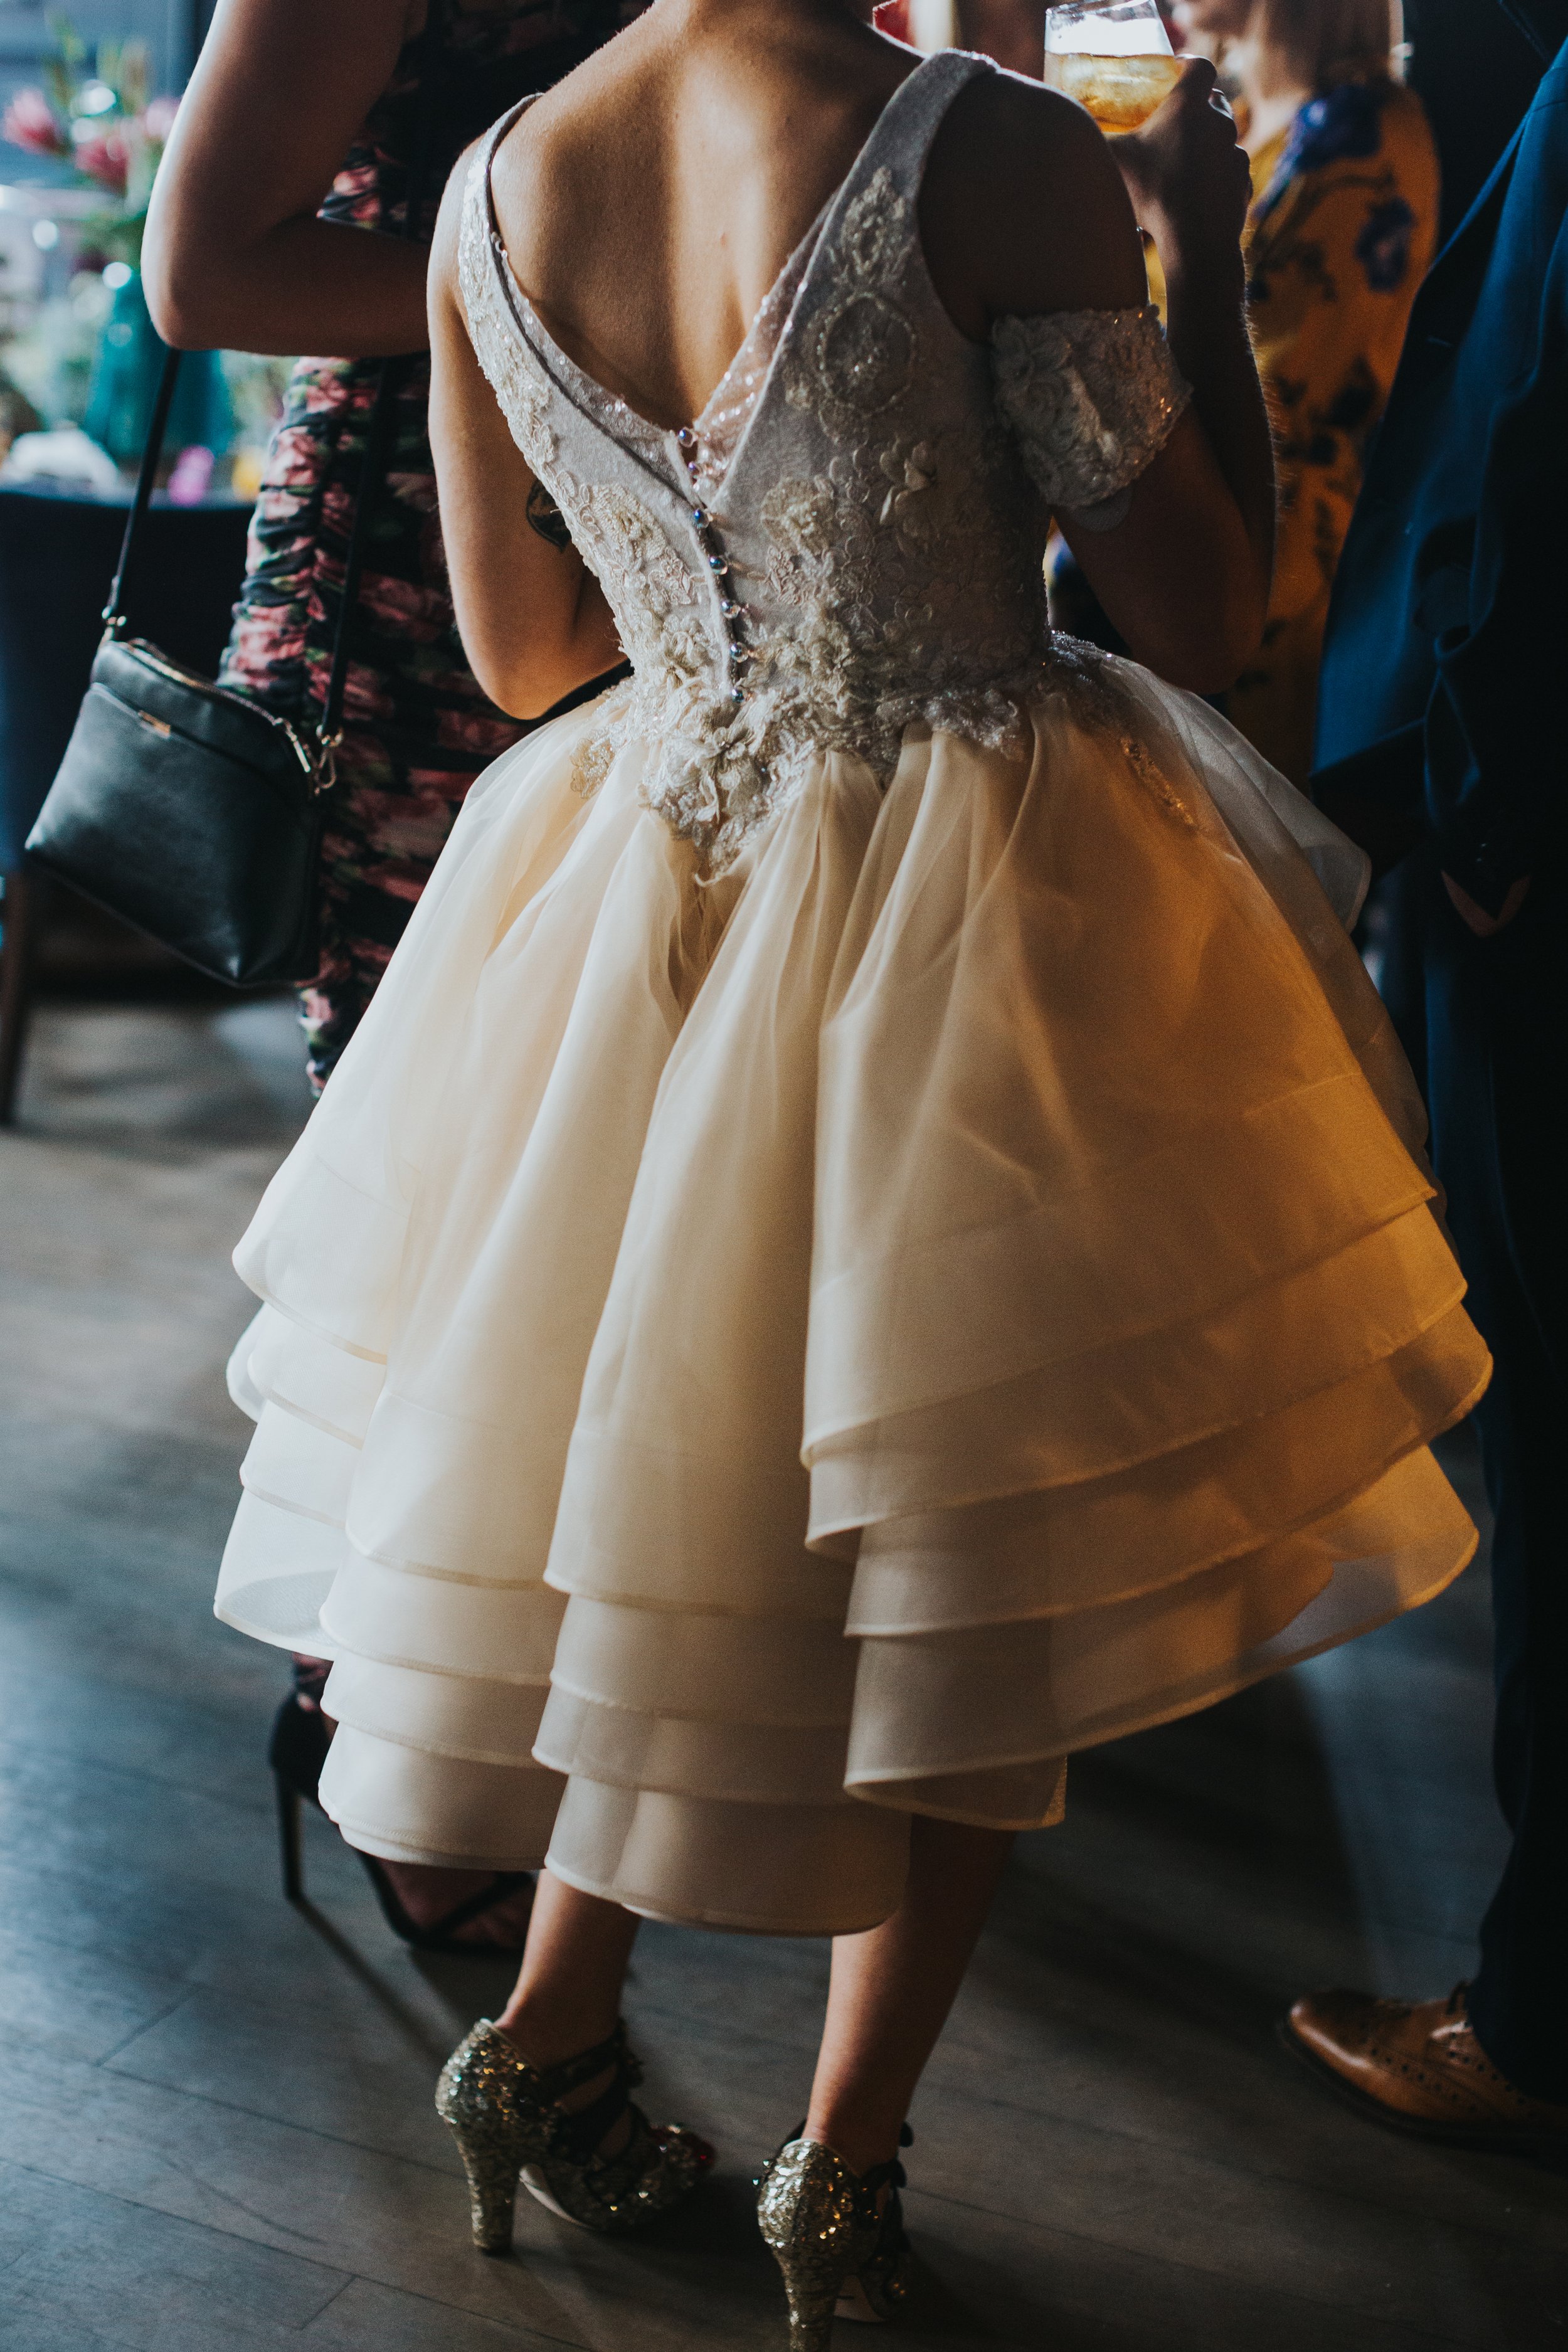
787,168 -> 920,440
568,689 -> 630,798
570,486 -> 702,667
992,307 -> 1191,514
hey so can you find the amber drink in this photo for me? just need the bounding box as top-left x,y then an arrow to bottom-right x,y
1042,48 -> 1183,130
1044,0 -> 1180,132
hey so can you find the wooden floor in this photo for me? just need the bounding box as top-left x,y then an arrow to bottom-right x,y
0,992 -> 1563,2352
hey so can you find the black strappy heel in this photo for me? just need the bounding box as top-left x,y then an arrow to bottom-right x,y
270,1668 -> 534,1956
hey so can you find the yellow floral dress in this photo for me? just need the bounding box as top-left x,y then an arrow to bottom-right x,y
1231,78 -> 1439,782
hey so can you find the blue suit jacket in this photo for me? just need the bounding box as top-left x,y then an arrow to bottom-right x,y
1312,43 -> 1568,911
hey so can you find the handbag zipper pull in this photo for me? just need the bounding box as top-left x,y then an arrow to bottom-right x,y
312,726 -> 342,794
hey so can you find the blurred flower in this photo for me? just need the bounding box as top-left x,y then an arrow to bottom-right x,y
7,24 -> 179,265
3,87 -> 69,158
167,443 -> 215,504
72,123 -> 129,195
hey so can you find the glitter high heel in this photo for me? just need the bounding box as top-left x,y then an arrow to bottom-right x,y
435,2018 -> 712,2254
756,2132 -> 913,2346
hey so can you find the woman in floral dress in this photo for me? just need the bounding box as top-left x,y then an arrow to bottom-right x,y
1170,0 -> 1439,780
152,0 -> 630,1088
146,0 -> 628,1947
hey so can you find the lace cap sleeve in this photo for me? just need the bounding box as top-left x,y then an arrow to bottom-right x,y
991,305 -> 1191,524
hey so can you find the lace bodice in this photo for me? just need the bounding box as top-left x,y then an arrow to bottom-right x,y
460,50 -> 1190,867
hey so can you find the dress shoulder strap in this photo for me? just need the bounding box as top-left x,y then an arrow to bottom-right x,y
882,46 -> 997,188
812,48 -> 994,250
458,97 -> 561,479
777,50 -> 995,438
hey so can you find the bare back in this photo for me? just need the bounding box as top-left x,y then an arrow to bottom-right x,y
487,0 -> 1143,430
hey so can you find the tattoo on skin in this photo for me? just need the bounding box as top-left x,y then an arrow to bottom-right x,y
527,481 -> 573,548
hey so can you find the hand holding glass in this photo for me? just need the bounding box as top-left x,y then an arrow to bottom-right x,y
1044,1 -> 1183,132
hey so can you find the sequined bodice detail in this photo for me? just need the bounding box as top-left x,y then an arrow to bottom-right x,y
459,51 -> 1190,866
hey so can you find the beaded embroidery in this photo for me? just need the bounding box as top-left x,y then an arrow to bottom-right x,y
991,306 -> 1191,514
458,60 -> 1185,870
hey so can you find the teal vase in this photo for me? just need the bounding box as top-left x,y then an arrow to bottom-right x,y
83,269 -> 234,470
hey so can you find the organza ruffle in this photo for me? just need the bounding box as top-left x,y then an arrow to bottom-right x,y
216,665 -> 1488,1935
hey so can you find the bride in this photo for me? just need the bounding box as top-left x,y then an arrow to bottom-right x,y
214,0 -> 1490,2339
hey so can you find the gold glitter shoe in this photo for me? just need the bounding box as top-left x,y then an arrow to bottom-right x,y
435,2018 -> 714,2254
756,2132 -> 913,2346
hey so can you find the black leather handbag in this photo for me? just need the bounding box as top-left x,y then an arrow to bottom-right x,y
23,339 -> 404,987
27,14 -> 443,986
25,356 -> 335,983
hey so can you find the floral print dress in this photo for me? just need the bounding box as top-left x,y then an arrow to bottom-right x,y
1230,77 -> 1440,783
219,0 -> 627,1088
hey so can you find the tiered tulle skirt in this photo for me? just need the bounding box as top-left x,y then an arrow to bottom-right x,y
217,654 -> 1489,1934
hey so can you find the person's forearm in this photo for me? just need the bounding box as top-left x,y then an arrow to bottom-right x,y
1160,250 -> 1276,598
144,211 -> 431,356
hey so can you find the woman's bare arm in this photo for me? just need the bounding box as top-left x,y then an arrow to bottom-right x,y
923,62 -> 1273,694
142,0 -> 431,355
427,154 -> 624,716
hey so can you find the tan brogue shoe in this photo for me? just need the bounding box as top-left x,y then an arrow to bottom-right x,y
1283,1983 -> 1568,2153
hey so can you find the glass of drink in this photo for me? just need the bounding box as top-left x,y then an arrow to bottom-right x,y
1044,1 -> 1183,132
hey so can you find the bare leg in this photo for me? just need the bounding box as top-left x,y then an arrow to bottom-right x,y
478,1822 -> 1010,2173
487,1868 -> 642,2151
805,1817 -> 1014,2177
496,1868 -> 640,2060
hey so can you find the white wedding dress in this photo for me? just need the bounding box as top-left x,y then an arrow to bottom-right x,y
216,50 -> 1489,1935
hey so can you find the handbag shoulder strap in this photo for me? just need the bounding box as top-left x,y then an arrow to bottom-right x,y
102,342 -> 181,635
106,0 -> 450,787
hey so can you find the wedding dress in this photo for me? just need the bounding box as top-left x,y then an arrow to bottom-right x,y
216,50 -> 1490,1935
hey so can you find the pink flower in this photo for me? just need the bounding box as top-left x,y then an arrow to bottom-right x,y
74,128 -> 129,195
4,88 -> 68,157
167,445 -> 215,505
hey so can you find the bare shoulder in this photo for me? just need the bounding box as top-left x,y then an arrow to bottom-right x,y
484,13 -> 916,307
487,18 -> 659,232
921,67 -> 1147,334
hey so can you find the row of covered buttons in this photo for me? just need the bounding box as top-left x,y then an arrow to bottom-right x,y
675,425 -> 751,706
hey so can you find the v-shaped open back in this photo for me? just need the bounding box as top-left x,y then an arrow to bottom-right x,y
477,54 -> 950,502
457,44 -> 1194,870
